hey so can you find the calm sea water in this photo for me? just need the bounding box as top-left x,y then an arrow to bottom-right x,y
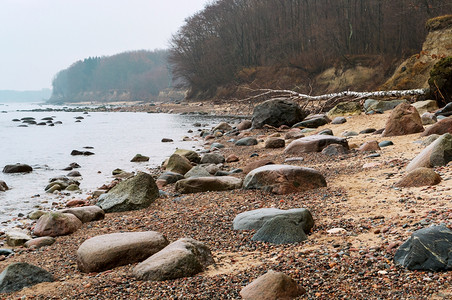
0,102 -> 235,228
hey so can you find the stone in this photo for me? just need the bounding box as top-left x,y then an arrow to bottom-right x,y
251,98 -> 307,129
157,172 -> 184,187
226,154 -> 239,163
240,270 -> 305,300
235,137 -> 258,146
24,237 -> 55,248
435,102 -> 452,117
342,131 -> 358,137
421,112 -> 438,125
363,99 -> 408,113
379,141 -> 394,148
321,144 -> 348,156
28,210 -> 45,220
161,138 -> 173,143
395,167 -> 442,187
243,159 -> 275,174
406,133 -> 452,172
184,166 -> 212,179
251,215 -> 309,244
71,150 -> 94,156
96,172 -> 159,213
284,135 -> 349,154
67,170 -> 81,177
327,101 -> 361,117
2,163 -> 32,173
382,103 -> 424,137
204,164 -> 220,175
213,122 -> 233,132
131,154 -> 150,162
394,225 -> 452,271
173,149 -> 201,164
359,128 -> 377,134
413,100 -> 439,115
175,176 -> 242,194
292,116 -> 329,129
0,181 -> 8,192
237,120 -> 252,131
422,134 -> 440,147
133,238 -> 214,281
233,208 -> 314,232
243,165 -> 326,195
332,117 -> 347,124
33,212 -> 82,237
0,263 -> 54,293
200,153 -> 225,164
265,138 -> 285,149
358,140 -> 381,152
165,154 -> 193,175
60,206 -> 105,223
318,128 -> 333,136
284,130 -> 305,140
211,142 -> 225,149
77,231 -> 169,273
421,118 -> 452,137
66,184 -> 80,191
6,229 -> 31,247
428,57 -> 452,107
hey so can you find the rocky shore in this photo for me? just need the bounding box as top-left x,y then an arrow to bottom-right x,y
0,98 -> 451,299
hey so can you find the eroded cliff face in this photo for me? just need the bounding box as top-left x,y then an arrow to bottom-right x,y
382,15 -> 452,90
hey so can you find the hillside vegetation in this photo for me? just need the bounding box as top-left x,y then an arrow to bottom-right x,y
49,50 -> 171,103
169,0 -> 452,99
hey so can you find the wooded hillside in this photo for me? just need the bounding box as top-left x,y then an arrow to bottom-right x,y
169,0 -> 452,99
49,50 -> 171,103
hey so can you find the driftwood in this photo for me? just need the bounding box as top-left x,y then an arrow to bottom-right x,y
239,88 -> 427,114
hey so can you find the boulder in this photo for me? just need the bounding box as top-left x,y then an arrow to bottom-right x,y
292,116 -> 329,129
235,137 -> 258,146
318,128 -> 334,136
435,102 -> 452,117
184,166 -> 212,179
327,101 -> 361,117
6,229 -> 31,247
422,134 -> 440,147
395,167 -> 442,187
175,176 -> 242,194
28,210 -> 45,220
200,153 -> 225,164
421,118 -> 452,137
284,135 -> 349,154
60,206 -> 105,223
24,237 -> 55,248
379,141 -> 394,148
157,171 -> 184,188
173,149 -> 201,164
358,140 -> 381,152
0,180 -> 8,192
161,138 -> 173,143
77,231 -> 169,273
363,99 -> 408,113
243,165 -> 326,195
264,138 -> 285,149
359,128 -> 377,134
237,120 -> 252,131
165,154 -> 193,175
251,98 -> 307,129
0,263 -> 54,293
412,100 -> 439,115
240,270 -> 305,300
96,172 -> 159,213
226,154 -> 239,163
284,130 -> 305,140
251,215 -> 309,244
67,171 -> 81,177
243,160 -> 275,174
382,103 -> 424,137
213,122 -> 233,132
421,112 -> 438,125
394,225 -> 452,271
321,144 -> 348,156
233,208 -> 314,233
331,117 -> 347,124
2,163 -> 32,173
133,238 -> 214,281
131,154 -> 150,162
33,212 -> 82,237
406,133 -> 452,172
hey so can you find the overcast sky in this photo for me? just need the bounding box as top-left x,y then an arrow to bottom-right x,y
0,0 -> 210,91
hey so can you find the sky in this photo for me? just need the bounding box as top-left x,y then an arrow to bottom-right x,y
0,0 -> 210,91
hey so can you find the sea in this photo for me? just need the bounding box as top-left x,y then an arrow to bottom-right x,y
0,102 -> 236,228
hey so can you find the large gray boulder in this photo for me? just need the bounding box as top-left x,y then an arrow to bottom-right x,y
60,206 -> 105,223
406,133 -> 452,172
233,208 -> 314,233
363,99 -> 408,113
96,172 -> 159,213
133,238 -> 214,281
243,165 -> 326,194
251,98 -> 307,129
0,263 -> 54,293
165,154 -> 193,175
77,231 -> 169,273
2,163 -> 32,174
184,166 -> 212,179
200,153 -> 225,164
175,176 -> 242,194
251,215 -> 309,244
33,212 -> 82,237
412,100 -> 439,115
394,225 -> 452,271
284,135 -> 349,154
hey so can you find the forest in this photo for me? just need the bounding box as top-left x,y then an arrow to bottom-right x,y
49,50 -> 171,103
169,0 -> 452,99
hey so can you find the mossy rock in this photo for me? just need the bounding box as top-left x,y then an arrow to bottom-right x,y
426,15 -> 452,32
428,56 -> 452,105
